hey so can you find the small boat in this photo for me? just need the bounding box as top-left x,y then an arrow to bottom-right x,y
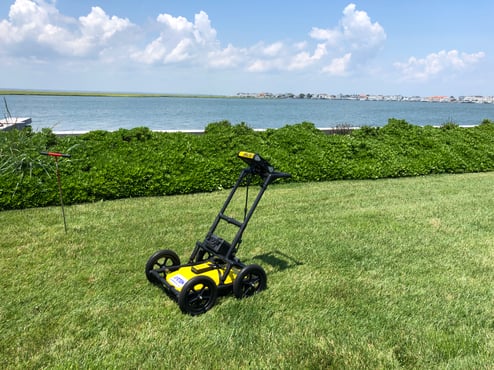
0,117 -> 32,131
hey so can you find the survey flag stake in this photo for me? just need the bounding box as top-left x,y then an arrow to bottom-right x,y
40,151 -> 71,233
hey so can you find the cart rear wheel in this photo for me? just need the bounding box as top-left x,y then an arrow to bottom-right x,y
145,249 -> 181,284
233,264 -> 267,299
178,276 -> 218,315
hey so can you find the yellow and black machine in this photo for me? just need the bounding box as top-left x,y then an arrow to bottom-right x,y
145,151 -> 290,315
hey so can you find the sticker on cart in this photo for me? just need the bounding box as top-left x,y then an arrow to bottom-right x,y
169,274 -> 187,288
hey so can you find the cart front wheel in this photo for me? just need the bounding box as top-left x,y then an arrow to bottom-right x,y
178,276 -> 218,315
233,264 -> 267,299
145,249 -> 181,284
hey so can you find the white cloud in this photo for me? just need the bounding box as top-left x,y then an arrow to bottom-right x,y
0,0 -> 62,44
243,41 -> 326,73
192,11 -> 217,46
123,3 -> 386,75
309,3 -> 386,75
157,13 -> 192,33
207,44 -> 245,68
133,10 -> 219,65
310,27 -> 341,46
261,42 -> 284,57
3,0 -> 485,94
0,0 -> 135,59
340,3 -> 386,50
394,50 -> 486,81
288,43 -> 327,70
79,7 -> 133,42
246,59 -> 272,73
239,3 -> 385,75
0,1 -> 387,77
322,53 -> 352,76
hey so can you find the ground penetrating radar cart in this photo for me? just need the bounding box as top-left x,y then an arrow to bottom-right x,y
145,151 -> 290,315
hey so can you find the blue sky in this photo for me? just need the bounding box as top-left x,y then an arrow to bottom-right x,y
0,0 -> 492,96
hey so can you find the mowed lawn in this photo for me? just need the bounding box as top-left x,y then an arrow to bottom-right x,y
1,172 -> 493,369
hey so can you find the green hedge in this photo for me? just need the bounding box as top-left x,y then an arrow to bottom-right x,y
1,119 -> 494,210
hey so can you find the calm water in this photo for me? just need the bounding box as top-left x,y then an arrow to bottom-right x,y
3,94 -> 494,132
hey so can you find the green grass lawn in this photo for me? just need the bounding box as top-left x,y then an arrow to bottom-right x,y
1,173 -> 494,368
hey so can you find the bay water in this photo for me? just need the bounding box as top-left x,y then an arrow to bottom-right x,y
3,94 -> 494,132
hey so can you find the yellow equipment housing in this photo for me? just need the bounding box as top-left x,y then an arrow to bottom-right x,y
166,262 -> 238,292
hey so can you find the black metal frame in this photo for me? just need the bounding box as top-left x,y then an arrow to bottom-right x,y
187,153 -> 291,287
149,152 -> 290,296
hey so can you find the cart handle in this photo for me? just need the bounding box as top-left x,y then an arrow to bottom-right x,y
238,151 -> 291,180
238,151 -> 271,171
270,171 -> 291,179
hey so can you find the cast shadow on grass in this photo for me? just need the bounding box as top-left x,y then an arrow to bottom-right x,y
252,250 -> 303,272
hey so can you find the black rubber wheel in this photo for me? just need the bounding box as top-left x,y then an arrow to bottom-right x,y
145,249 -> 181,284
178,276 -> 218,315
233,264 -> 267,299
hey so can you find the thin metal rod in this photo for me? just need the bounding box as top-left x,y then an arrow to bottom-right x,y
54,157 -> 67,233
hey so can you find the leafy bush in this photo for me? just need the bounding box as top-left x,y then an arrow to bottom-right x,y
2,119 -> 494,210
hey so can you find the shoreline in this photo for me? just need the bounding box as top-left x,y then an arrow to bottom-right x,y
3,89 -> 494,104
0,89 -> 230,99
